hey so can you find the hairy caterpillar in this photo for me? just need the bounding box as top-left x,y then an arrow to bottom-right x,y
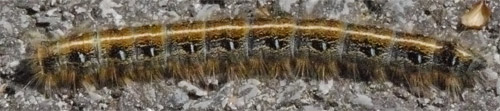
15,11 -> 485,96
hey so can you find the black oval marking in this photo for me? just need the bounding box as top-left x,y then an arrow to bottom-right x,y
311,40 -> 328,52
139,45 -> 160,57
181,42 -> 203,54
219,39 -> 239,51
360,46 -> 373,57
444,53 -> 458,67
109,46 -> 128,60
358,46 -> 384,57
436,44 -> 458,66
264,38 -> 288,50
264,38 -> 278,50
68,51 -> 87,63
181,43 -> 194,53
407,51 -> 429,64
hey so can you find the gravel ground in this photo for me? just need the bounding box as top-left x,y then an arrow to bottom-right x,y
0,0 -> 499,110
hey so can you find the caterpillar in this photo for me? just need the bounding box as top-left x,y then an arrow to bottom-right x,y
14,9 -> 486,96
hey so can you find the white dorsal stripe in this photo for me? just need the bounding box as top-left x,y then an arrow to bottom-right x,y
56,32 -> 165,49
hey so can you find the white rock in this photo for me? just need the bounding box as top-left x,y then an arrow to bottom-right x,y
279,0 -> 299,12
290,80 -> 307,100
99,103 -> 108,109
172,89 -> 189,105
7,60 -> 19,68
302,105 -> 323,111
318,80 -> 333,95
88,92 -> 104,101
0,18 -> 13,34
496,78 -> 500,96
225,96 -> 239,110
221,97 -> 229,109
494,54 -> 500,64
191,100 -> 213,109
280,80 -> 287,86
145,85 -> 157,101
208,77 -> 219,85
256,104 -> 262,111
303,0 -> 320,14
483,68 -> 498,80
14,90 -> 23,98
247,79 -> 261,85
384,82 -> 394,87
75,7 -> 87,14
183,101 -> 193,110
99,0 -> 124,26
156,104 -> 164,110
55,101 -> 67,109
238,84 -> 260,100
277,80 -> 306,104
178,81 -> 207,97
351,94 -> 374,107
46,8 -> 59,16
28,96 -> 37,105
194,5 -> 219,20
235,98 -> 245,108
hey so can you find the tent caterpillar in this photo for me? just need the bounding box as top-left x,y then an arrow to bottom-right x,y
16,16 -> 485,96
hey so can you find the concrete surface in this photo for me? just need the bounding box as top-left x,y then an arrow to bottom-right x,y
0,0 -> 499,110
